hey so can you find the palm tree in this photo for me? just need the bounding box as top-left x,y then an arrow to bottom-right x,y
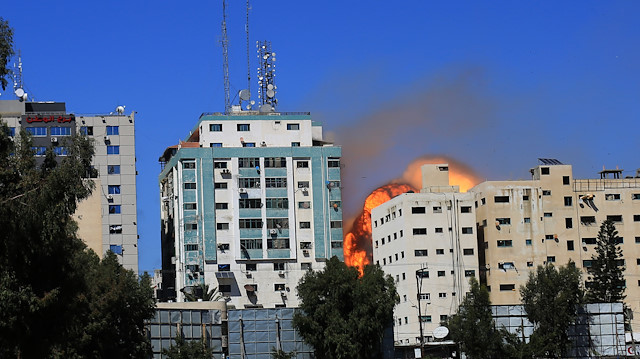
183,283 -> 223,302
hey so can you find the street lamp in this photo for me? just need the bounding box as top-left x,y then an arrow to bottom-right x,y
415,267 -> 428,357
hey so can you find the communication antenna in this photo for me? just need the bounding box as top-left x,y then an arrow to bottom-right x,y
245,0 -> 251,102
13,50 -> 28,102
256,40 -> 277,112
221,0 -> 231,114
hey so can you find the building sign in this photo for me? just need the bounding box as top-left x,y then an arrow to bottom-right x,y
22,114 -> 75,124
627,345 -> 640,356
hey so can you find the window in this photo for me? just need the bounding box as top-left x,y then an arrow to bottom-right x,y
218,264 -> 230,272
274,283 -> 286,292
583,260 -> 593,268
209,124 -> 222,131
461,206 -> 472,213
215,202 -> 228,209
328,159 -> 340,167
297,161 -> 309,168
51,127 -> 72,136
634,215 -> 640,222
242,142 -> 256,147
331,241 -> 343,248
26,127 -> 47,136
566,218 -> 573,229
300,242 -> 312,250
106,126 -> 119,135
494,196 -> 510,203
109,225 -> 122,234
53,147 -> 68,156
497,240 -> 513,247
440,315 -> 449,322
108,205 -> 121,214
481,198 -> 486,205
544,212 -> 553,218
184,223 -> 197,231
268,238 -> 290,249
108,185 -> 121,194
462,227 -> 473,234
633,194 -> 640,200
567,240 -> 574,251
500,284 -> 515,291
184,183 -> 197,189
239,157 -> 260,168
636,237 -> 640,244
210,143 -> 222,147
301,263 -> 312,271
435,227 -> 443,233
272,263 -> 286,272
464,270 -> 475,277
542,190 -> 551,196
286,123 -> 299,130
616,237 -> 624,244
265,178 -> 287,188
463,248 -> 474,255
412,207 -> 426,214
437,271 -> 445,277
436,249 -> 444,255
433,206 -> 442,213
607,215 -> 623,223
524,217 -> 531,223
496,218 -> 511,225
580,216 -> 596,225
330,221 -> 342,228
245,263 -> 257,271
415,249 -> 428,257
420,316 -> 432,323
239,198 -> 262,209
298,201 -> 311,209
266,218 -> 289,229
237,124 -> 250,131
219,285 -> 232,292
413,228 -> 427,235
108,165 -> 120,174
564,196 -> 573,206
546,256 -> 556,263
606,193 -> 621,201
582,238 -> 596,245
184,203 -> 197,210
264,157 -> 287,168
265,198 -> 287,209
563,176 -> 570,185
541,167 -> 550,175
214,182 -> 227,189
183,161 -> 196,169
107,145 -> 120,155
523,195 -> 529,200
238,177 -> 260,188
526,239 -> 532,246
291,142 -> 300,147
80,126 -> 93,135
297,181 -> 309,189
241,239 -> 262,249
239,219 -> 262,229
217,223 -> 229,230
399,230 -> 403,237
300,221 -> 311,229
527,262 -> 533,267
214,161 -> 228,168
438,293 -> 447,298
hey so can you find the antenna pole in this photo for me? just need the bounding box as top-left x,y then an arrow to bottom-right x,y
245,0 -> 251,100
221,0 -> 231,114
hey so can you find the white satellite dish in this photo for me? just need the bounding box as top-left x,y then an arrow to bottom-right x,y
15,88 -> 24,98
116,105 -> 125,114
433,326 -> 449,339
239,89 -> 250,101
266,89 -> 275,98
259,104 -> 271,112
267,84 -> 274,90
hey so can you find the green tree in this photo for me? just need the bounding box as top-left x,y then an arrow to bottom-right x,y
162,334 -> 214,359
271,347 -> 296,359
183,283 -> 223,302
0,17 -> 13,91
586,219 -> 626,303
447,277 -> 519,359
292,256 -> 398,359
0,127 -> 155,357
520,262 -> 583,358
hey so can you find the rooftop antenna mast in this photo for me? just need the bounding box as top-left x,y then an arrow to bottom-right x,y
221,0 -> 231,114
257,41 -> 277,112
245,0 -> 251,100
13,50 -> 28,102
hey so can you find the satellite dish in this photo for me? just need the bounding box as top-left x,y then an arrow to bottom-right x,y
14,88 -> 24,98
116,105 -> 125,114
267,84 -> 274,90
244,284 -> 255,292
259,104 -> 271,112
239,89 -> 250,101
433,326 -> 449,339
266,89 -> 275,98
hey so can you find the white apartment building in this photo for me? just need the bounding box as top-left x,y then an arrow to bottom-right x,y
372,164 -> 479,351
158,110 -> 343,307
0,100 -> 139,271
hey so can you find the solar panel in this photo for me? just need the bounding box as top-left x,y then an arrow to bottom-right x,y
538,158 -> 563,165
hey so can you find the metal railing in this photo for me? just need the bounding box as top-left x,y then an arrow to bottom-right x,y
573,178 -> 640,192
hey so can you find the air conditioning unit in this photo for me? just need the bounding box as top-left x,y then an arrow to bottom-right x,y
278,270 -> 285,276
106,194 -> 113,200
104,135 -> 110,142
246,272 -> 252,278
50,137 -> 58,143
270,229 -> 278,235
303,249 -> 309,256
239,188 -> 247,194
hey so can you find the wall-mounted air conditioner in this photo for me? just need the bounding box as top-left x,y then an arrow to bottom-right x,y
50,137 -> 58,143
239,188 -> 247,194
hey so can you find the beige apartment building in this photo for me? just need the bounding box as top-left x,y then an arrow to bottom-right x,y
470,159 -> 640,329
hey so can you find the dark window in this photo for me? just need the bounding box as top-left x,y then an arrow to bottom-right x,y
462,227 -> 473,234
210,143 -> 222,147
296,161 -> 309,168
215,202 -> 228,209
238,157 -> 260,168
412,207 -> 426,214
300,222 -> 311,229
413,228 -> 427,235
291,142 -> 300,147
544,212 -> 553,218
183,162 -> 196,169
524,217 -> 531,223
547,256 -> 556,263
274,263 -> 285,271
500,284 -> 516,291
437,271 -> 445,277
300,242 -> 312,249
414,249 -> 428,257
496,218 -> 511,225
464,270 -> 475,277
583,260 -> 592,268
268,239 -> 290,249
461,206 -> 472,213
265,198 -> 287,209
184,183 -> 196,189
214,182 -> 227,189
242,142 -> 256,147
564,197 -> 573,206
108,205 -> 121,214
265,178 -> 287,188
607,215 -> 623,223
497,240 -> 513,247
463,248 -> 474,255
567,240 -> 574,251
435,227 -> 443,233
209,124 -> 222,131
238,177 -> 260,188
633,194 -> 640,200
219,285 -> 231,292
106,126 -> 119,135
274,283 -> 286,291
541,167 -> 550,175
563,176 -> 570,185
581,216 -> 596,225
605,193 -> 621,201
523,195 -> 530,200
109,225 -> 122,234
217,223 -> 229,230
286,123 -> 300,130
184,203 -> 197,210
241,239 -> 262,249
582,238 -> 596,245
264,157 -> 287,168
185,244 -> 198,251
239,198 -> 262,208
328,160 -> 341,168
436,249 -> 445,255
218,264 -> 230,272
237,124 -> 250,131
240,219 -> 263,229
634,215 -> 640,222
108,185 -> 121,194
566,218 -> 573,229
330,221 -> 342,228
494,196 -> 510,203
542,190 -> 551,196
80,126 -> 93,135
246,263 -> 257,271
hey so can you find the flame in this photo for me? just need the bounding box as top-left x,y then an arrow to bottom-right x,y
343,155 -> 481,275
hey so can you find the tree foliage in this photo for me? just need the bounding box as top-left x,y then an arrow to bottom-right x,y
293,256 -> 398,359
162,334 -> 214,359
447,277 -> 518,359
0,127 -> 155,357
0,17 -> 13,91
586,219 -> 626,303
183,283 -> 223,302
271,347 -> 296,359
520,262 -> 583,358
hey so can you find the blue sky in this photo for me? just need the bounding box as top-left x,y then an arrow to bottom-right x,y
2,1 -> 639,274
